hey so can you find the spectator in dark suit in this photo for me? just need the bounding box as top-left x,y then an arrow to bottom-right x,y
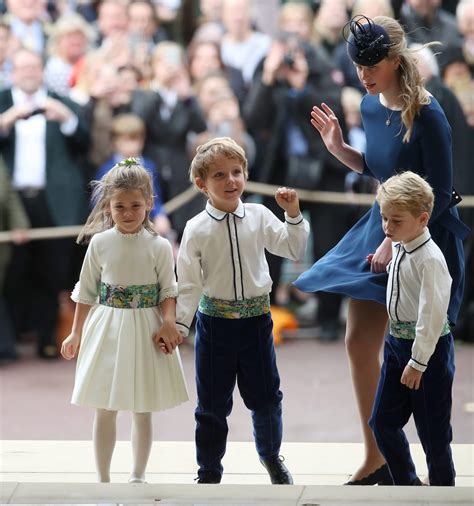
0,48 -> 89,358
143,41 -> 207,237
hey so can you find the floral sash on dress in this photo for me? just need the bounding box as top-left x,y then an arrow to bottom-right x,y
99,283 -> 159,309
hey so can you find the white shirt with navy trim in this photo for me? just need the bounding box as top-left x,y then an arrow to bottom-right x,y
386,228 -> 452,372
176,200 -> 309,335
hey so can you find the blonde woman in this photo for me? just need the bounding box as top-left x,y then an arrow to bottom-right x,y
44,13 -> 95,96
295,16 -> 468,485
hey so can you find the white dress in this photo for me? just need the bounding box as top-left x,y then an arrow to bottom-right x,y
71,227 -> 188,413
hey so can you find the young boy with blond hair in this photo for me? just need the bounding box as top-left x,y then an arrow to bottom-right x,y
176,137 -> 309,484
96,113 -> 171,236
370,171 -> 455,486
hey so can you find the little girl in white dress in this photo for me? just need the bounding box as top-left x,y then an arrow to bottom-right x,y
61,159 -> 188,483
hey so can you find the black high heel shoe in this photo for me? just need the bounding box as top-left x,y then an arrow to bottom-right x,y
344,464 -> 393,485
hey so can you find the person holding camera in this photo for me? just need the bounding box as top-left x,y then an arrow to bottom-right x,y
243,4 -> 350,340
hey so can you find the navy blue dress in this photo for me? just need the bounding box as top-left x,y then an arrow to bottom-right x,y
294,94 -> 469,324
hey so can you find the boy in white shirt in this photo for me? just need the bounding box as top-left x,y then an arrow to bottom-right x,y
369,171 -> 455,486
176,137 -> 309,484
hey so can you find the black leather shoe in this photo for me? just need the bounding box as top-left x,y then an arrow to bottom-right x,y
195,473 -> 221,484
344,464 -> 393,485
260,455 -> 293,484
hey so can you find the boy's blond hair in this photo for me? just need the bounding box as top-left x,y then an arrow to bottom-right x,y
111,113 -> 146,139
376,171 -> 434,217
189,137 -> 248,185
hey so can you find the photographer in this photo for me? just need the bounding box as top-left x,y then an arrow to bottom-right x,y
244,16 -> 350,339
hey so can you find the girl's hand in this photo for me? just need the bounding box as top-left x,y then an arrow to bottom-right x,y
153,321 -> 182,354
369,237 -> 392,273
275,187 -> 301,217
60,333 -> 80,360
401,365 -> 423,390
310,103 -> 344,154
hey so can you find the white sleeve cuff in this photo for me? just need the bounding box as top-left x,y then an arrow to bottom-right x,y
408,358 -> 427,373
176,322 -> 190,337
70,282 -> 97,305
60,113 -> 78,136
284,212 -> 304,225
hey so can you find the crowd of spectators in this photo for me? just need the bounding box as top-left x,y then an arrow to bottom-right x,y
0,0 -> 472,362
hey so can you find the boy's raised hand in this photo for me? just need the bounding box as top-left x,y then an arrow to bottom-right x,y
275,187 -> 301,218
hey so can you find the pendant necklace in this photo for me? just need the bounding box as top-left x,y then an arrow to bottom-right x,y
385,107 -> 395,126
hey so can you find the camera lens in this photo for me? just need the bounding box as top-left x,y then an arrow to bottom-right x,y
283,53 -> 295,68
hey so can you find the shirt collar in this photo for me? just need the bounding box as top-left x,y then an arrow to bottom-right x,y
205,200 -> 245,221
399,228 -> 431,254
150,82 -> 178,104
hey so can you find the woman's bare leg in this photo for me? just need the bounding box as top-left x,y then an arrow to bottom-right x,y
345,298 -> 388,481
130,412 -> 153,483
93,408 -> 118,482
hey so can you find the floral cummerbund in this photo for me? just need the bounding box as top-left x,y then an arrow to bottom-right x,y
389,319 -> 451,340
198,293 -> 271,319
99,282 -> 159,309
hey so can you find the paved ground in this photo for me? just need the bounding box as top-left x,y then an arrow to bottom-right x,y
1,336 -> 473,444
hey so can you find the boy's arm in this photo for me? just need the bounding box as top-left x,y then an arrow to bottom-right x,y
262,197 -> 310,262
408,256 -> 452,373
176,227 -> 204,337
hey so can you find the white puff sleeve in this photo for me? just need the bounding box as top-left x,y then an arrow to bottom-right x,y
71,236 -> 101,305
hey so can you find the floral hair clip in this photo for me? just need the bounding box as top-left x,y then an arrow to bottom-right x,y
117,157 -> 141,167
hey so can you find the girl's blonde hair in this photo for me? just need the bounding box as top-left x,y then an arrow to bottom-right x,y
77,159 -> 156,244
376,171 -> 434,217
374,16 -> 435,143
189,137 -> 248,186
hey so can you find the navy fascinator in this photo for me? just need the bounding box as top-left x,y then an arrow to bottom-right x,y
344,15 -> 392,66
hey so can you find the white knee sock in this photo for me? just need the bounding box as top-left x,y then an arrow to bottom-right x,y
130,412 -> 153,482
93,408 -> 117,483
